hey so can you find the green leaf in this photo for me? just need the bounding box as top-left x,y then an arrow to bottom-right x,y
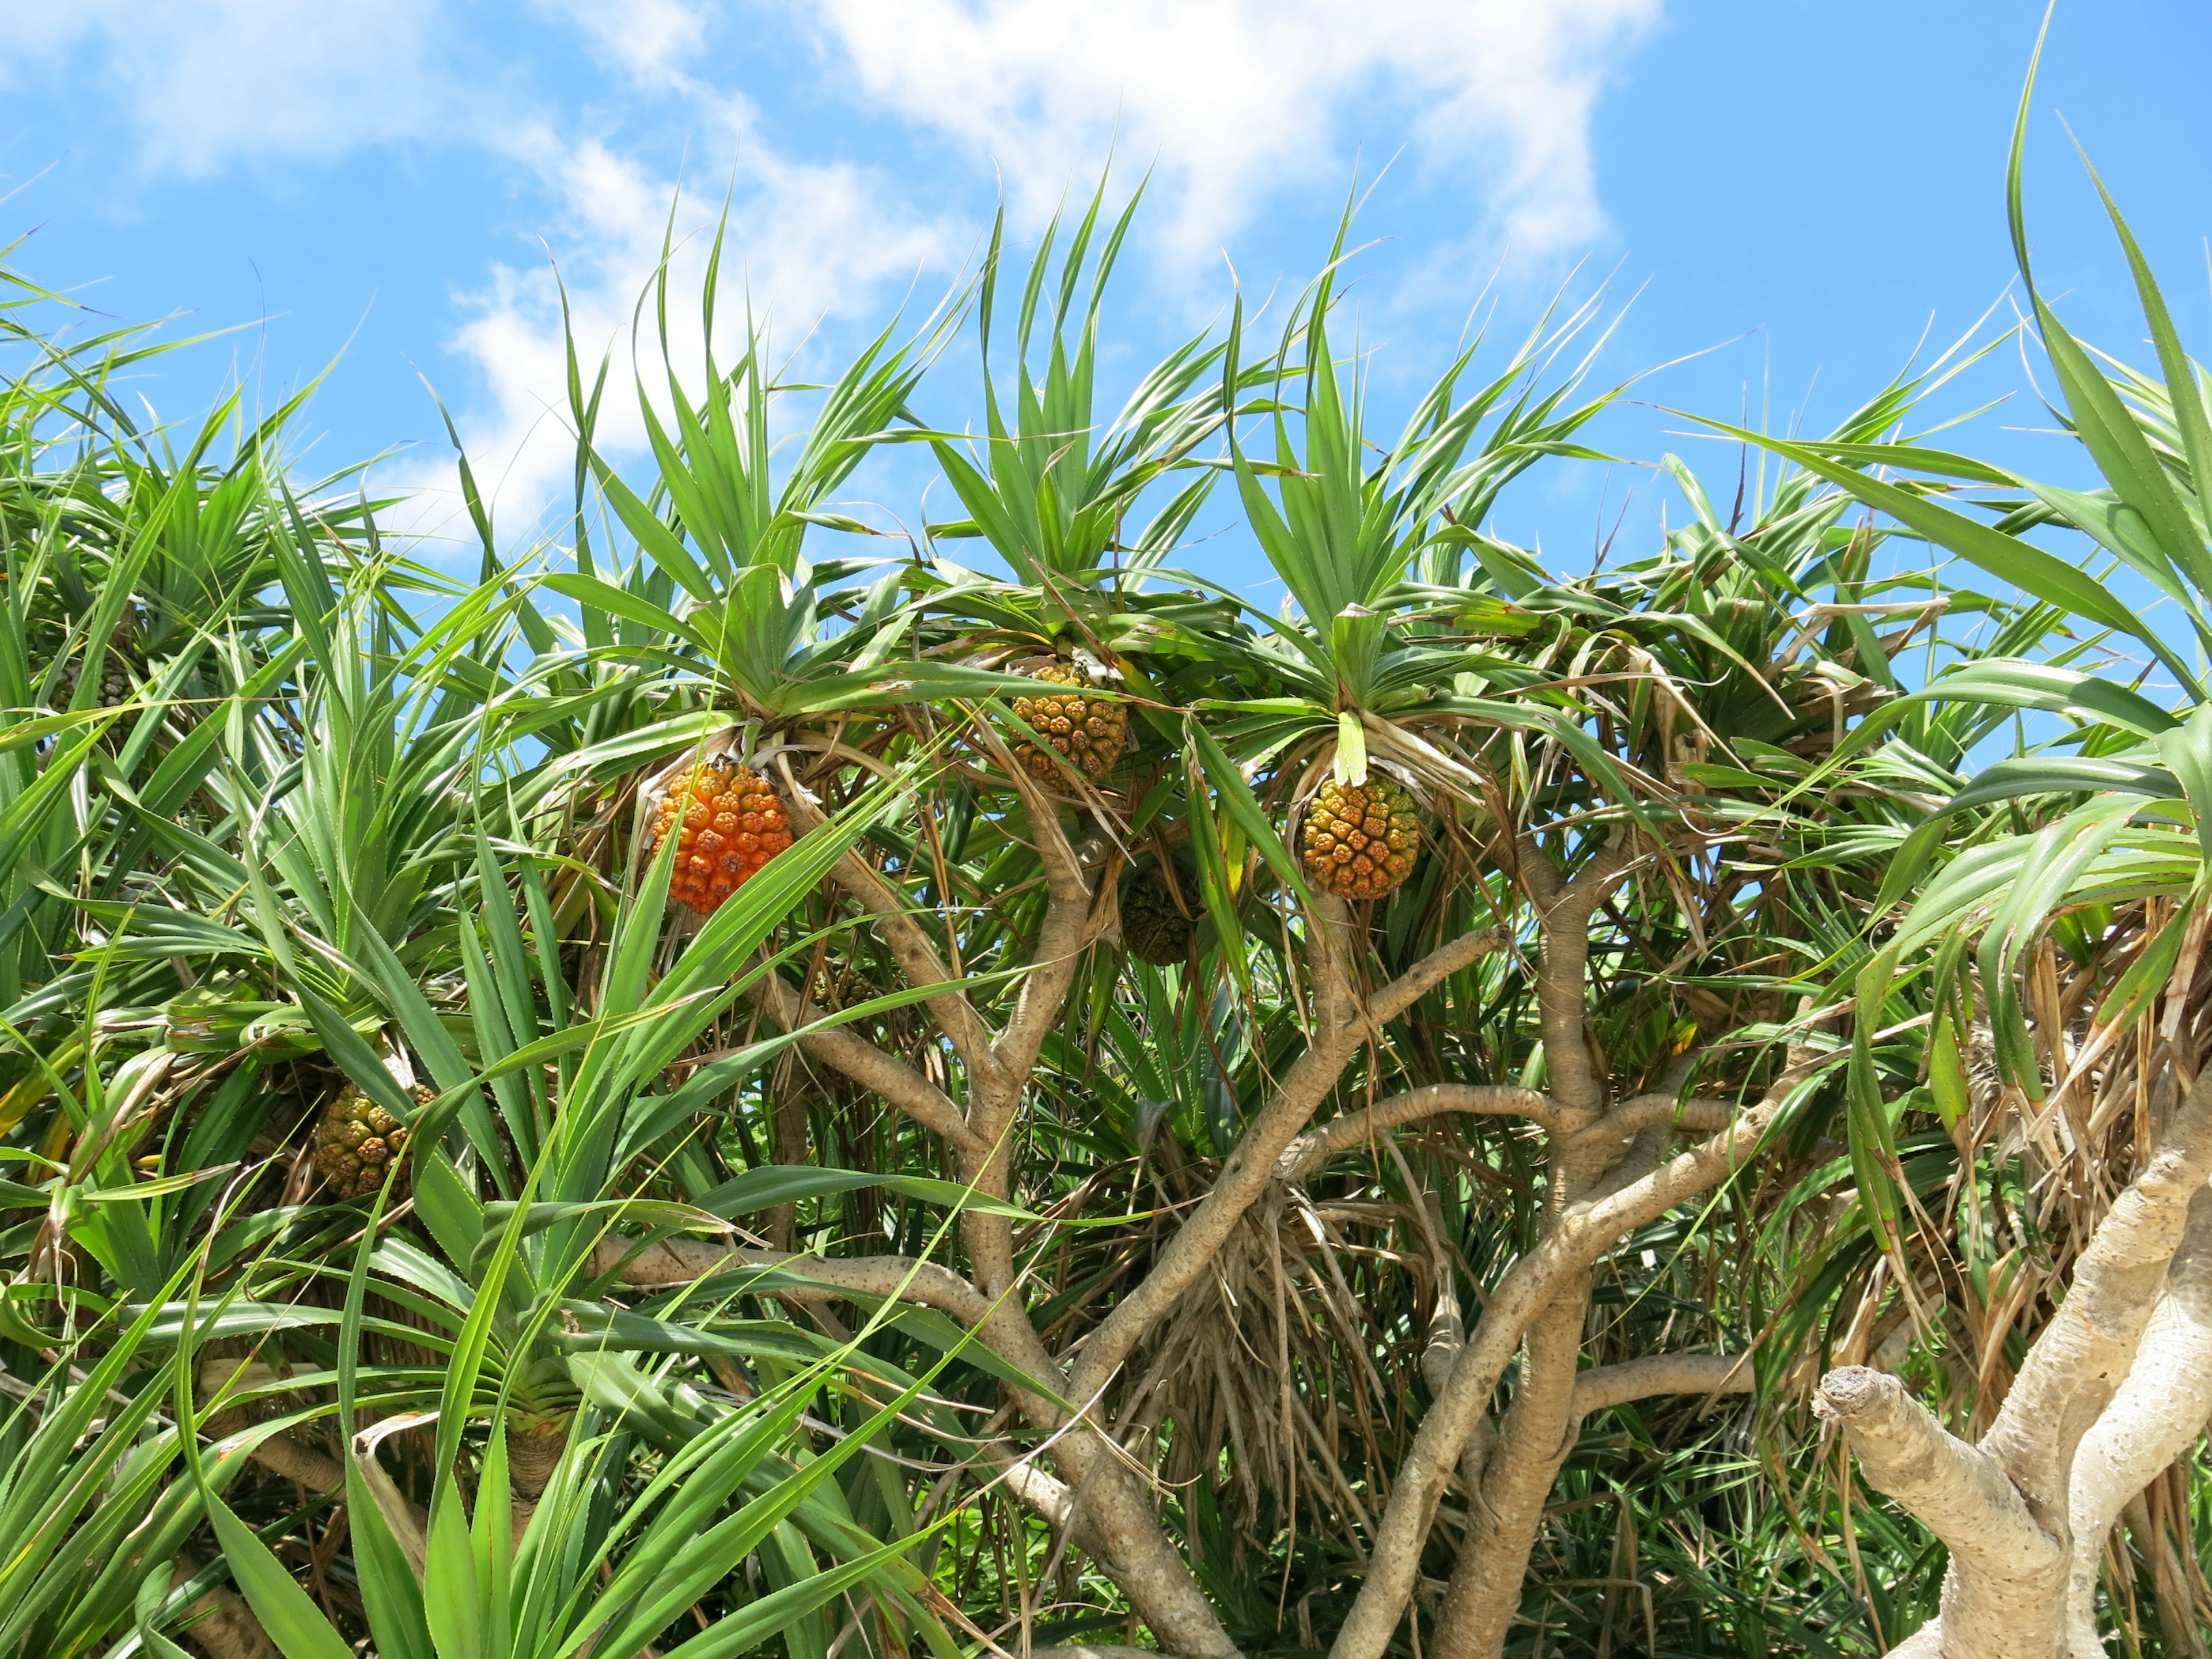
422,1480 -> 483,1659
202,1494 -> 357,1659
1185,718 -> 1313,912
1906,659 -> 2178,738
1681,413 -> 2205,697
1928,1012 -> 1971,1132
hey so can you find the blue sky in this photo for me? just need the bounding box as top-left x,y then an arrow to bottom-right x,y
3,0 -> 2208,592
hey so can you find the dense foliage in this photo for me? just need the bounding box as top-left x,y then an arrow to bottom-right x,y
3,117 -> 2212,1659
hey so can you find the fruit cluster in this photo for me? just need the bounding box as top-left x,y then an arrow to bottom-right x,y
1120,867 -> 1194,964
313,1084 -> 425,1199
1010,662 -> 1126,786
649,759 -> 794,915
1301,775 -> 1421,900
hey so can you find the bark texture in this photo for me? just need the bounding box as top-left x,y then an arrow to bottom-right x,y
1430,1283 -> 1593,1656
2062,1195 -> 2212,1656
1332,1084 -> 1800,1659
1817,1066 -> 2212,1656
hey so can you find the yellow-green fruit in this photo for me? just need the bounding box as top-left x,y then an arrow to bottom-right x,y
1121,868 -> 1194,965
1010,662 -> 1126,786
1301,775 -> 1421,900
313,1084 -> 426,1199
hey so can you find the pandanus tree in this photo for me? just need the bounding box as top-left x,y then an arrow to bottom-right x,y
16,108 -> 2212,1657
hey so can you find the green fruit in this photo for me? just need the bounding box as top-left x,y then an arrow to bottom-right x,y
1122,867 -> 1194,965
312,1084 -> 425,1199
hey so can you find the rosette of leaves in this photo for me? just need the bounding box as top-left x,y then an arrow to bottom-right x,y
529,226 -> 1019,798
906,183 -> 1274,783
1179,236 -> 1630,941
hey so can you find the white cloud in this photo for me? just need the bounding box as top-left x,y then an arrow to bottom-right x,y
395,102 -> 952,551
0,0 -> 460,176
0,0 -> 952,546
806,0 -> 1658,261
0,0 -> 1654,548
531,0 -> 714,89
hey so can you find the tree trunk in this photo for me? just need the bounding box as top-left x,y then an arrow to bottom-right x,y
1430,1281 -> 1592,1656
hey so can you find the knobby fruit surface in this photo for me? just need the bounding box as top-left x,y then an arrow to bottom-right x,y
1010,661 -> 1126,786
648,759 -> 794,915
53,653 -> 135,710
1301,774 -> 1421,900
313,1084 -> 425,1199
1121,867 -> 1194,965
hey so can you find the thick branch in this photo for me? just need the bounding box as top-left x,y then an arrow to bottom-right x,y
1275,1084 -> 1559,1185
1066,900 -> 1374,1407
1068,915 -> 1506,1406
199,1361 -> 347,1494
1330,1090 -> 1791,1659
1521,834 -> 1638,1121
777,767 -> 1006,1087
1980,1067 -> 2212,1525
243,1428 -> 344,1493
2065,1191 -> 2212,1656
1569,1351 -> 1754,1418
990,786 -> 1101,1088
1577,1090 -> 1740,1142
1815,1366 -> 2066,1651
590,1236 -> 995,1325
1433,1279 -> 1592,1655
748,970 -> 982,1151
1369,925 -> 1513,1025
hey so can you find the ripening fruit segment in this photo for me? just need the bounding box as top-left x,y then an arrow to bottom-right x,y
649,760 -> 795,915
1301,775 -> 1421,900
1010,662 -> 1127,786
313,1085 -> 423,1199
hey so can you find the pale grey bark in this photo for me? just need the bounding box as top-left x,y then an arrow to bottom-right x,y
2063,1192 -> 2212,1657
1275,1084 -> 1563,1183
1819,1070 -> 2212,1657
1431,1283 -> 1593,1655
1568,1351 -> 1755,1416
1816,1366 -> 2068,1655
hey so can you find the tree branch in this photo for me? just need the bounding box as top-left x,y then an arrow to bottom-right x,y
1066,901 -> 1372,1407
1369,925 -> 1513,1025
991,827 -> 1104,1088
775,760 -> 1006,1088
171,1552 -> 278,1659
1520,834 -> 1639,1122
1814,1366 -> 2065,1646
1980,1065 -> 2212,1526
748,969 -> 982,1151
1067,911 -> 1513,1405
198,1359 -> 349,1494
590,1236 -> 996,1326
1274,1084 -> 1560,1187
1576,1090 -> 1740,1143
1569,1351 -> 1755,1418
2065,1191 -> 2212,1654
1330,1084 -> 1798,1659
